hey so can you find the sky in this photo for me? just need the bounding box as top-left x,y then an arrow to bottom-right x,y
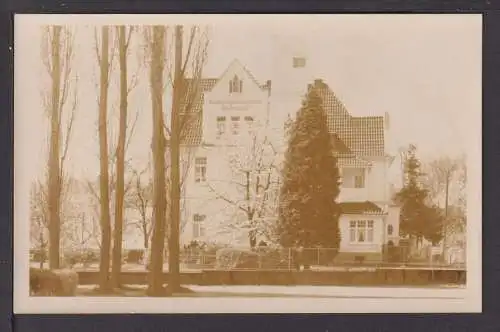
15,14 -> 482,183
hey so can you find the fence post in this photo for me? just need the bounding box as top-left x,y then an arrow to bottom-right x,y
288,248 -> 291,271
317,248 -> 320,266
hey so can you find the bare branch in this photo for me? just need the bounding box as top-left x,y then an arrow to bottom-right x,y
180,26 -> 197,77
94,28 -> 102,66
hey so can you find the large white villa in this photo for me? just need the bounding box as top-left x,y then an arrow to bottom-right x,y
176,53 -> 401,262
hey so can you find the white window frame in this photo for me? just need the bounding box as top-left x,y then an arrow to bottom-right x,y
194,157 -> 207,183
193,214 -> 206,238
231,116 -> 240,135
354,172 -> 365,188
349,220 -> 374,244
244,116 -> 254,135
216,116 -> 226,139
387,224 -> 394,236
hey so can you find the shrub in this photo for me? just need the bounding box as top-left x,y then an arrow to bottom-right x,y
30,268 -> 79,296
126,249 -> 145,264
30,249 -> 47,263
215,248 -> 259,270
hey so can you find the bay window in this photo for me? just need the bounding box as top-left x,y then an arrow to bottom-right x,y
349,220 -> 374,243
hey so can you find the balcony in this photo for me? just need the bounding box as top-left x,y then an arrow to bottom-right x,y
338,187 -> 368,203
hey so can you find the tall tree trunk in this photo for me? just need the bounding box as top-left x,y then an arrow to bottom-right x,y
47,26 -> 62,270
148,26 -> 167,296
442,173 -> 450,263
143,230 -> 149,249
167,25 -> 183,292
98,26 -> 112,291
111,25 -> 128,289
39,229 -> 46,269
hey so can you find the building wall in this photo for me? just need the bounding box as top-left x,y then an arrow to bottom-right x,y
180,62 -> 275,247
337,158 -> 391,204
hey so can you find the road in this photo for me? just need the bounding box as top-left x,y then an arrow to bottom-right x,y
77,284 -> 466,298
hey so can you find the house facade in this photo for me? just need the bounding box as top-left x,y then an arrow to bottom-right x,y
177,56 -> 400,261
177,60 -> 277,247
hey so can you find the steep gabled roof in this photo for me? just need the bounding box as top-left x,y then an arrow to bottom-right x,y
178,61 -> 270,146
313,80 -> 385,157
178,78 -> 218,145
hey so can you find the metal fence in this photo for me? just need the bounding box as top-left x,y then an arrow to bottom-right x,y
30,246 -> 466,272
178,246 -> 466,271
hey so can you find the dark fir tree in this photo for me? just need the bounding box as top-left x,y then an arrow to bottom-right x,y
394,145 -> 444,246
277,87 -> 341,249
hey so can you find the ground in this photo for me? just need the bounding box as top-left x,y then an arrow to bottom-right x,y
76,284 -> 466,298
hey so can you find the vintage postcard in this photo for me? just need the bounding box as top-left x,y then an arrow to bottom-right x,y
14,14 -> 481,313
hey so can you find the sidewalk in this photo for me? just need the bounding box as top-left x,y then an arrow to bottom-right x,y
77,284 -> 466,298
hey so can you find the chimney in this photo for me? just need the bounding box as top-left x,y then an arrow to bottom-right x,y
384,112 -> 390,131
314,79 -> 324,87
266,80 -> 272,96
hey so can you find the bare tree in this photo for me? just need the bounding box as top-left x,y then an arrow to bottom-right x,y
207,131 -> 281,248
110,25 -> 139,289
424,155 -> 466,257
40,25 -> 78,269
125,165 -> 154,251
30,181 -> 49,269
144,25 -> 168,295
143,24 -> 209,294
94,26 -> 113,291
168,25 -> 210,292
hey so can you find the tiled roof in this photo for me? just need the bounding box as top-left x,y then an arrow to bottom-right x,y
178,67 -> 270,145
339,201 -> 385,215
337,157 -> 372,168
178,78 -> 217,145
313,80 -> 385,157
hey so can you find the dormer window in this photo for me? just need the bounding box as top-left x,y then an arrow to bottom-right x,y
229,75 -> 243,94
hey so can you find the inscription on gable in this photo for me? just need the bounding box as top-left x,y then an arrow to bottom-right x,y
209,100 -> 263,105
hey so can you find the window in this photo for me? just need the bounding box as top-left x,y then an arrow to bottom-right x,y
341,168 -> 365,188
349,221 -> 356,242
216,116 -> 226,139
292,57 -> 306,68
367,220 -> 374,242
354,173 -> 365,188
231,116 -> 240,135
244,116 -> 254,134
387,224 -> 394,236
193,214 -> 206,238
195,157 -> 207,183
349,220 -> 374,244
229,75 -> 242,93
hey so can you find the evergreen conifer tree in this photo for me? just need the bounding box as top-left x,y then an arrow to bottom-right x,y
277,87 -> 341,249
394,145 -> 444,246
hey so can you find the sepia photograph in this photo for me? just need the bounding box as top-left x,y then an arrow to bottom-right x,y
14,14 -> 481,313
